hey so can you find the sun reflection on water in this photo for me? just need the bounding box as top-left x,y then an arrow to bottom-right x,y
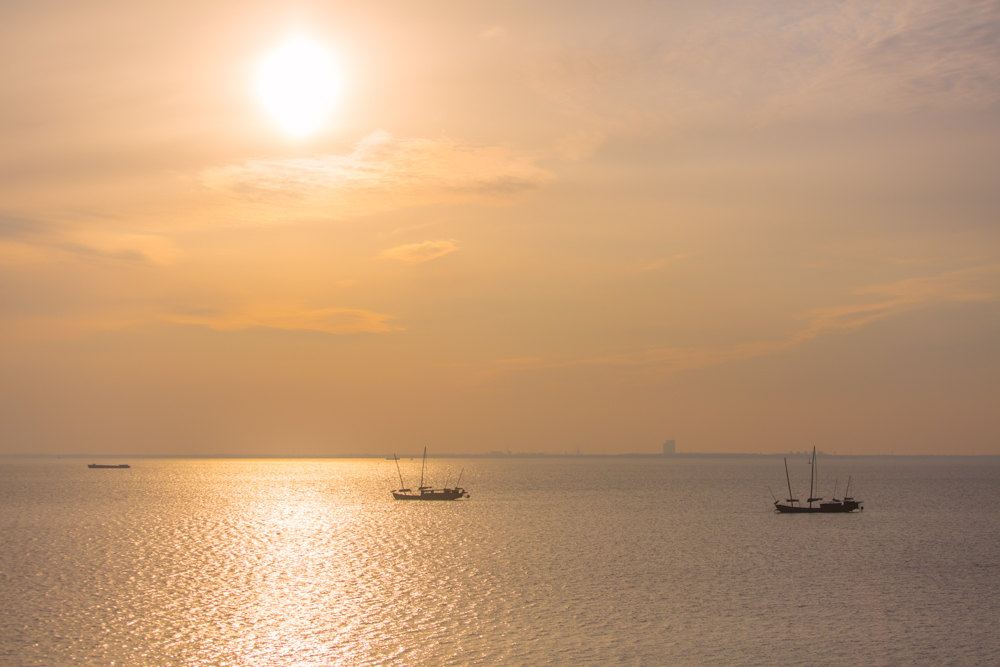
3,458 -> 999,664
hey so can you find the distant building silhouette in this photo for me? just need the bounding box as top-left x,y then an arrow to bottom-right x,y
662,439 -> 676,456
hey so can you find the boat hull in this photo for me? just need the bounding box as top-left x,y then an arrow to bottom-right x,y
87,464 -> 130,469
392,489 -> 468,501
775,501 -> 862,513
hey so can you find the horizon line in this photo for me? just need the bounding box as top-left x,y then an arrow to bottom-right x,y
4,451 -> 999,459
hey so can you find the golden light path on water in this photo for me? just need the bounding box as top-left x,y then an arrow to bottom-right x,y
1,458 -> 999,664
229,467 -> 359,660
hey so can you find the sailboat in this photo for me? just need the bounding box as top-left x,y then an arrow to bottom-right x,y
391,447 -> 469,501
774,446 -> 862,513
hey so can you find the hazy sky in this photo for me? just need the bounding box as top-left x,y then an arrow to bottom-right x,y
2,1 -> 999,455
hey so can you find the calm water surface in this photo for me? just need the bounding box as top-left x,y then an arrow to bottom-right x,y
1,457 -> 998,665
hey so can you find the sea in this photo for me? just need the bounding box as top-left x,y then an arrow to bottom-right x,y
1,456 -> 998,665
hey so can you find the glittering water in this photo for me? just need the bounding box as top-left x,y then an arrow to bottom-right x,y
1,456 -> 998,665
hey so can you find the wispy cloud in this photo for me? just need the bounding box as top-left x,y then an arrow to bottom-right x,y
802,265 -> 998,337
480,25 -> 508,41
163,305 -> 400,336
492,264 -> 1000,377
755,2 -> 1000,121
380,239 -> 459,264
527,2 -> 1000,141
635,253 -> 689,273
0,214 -> 177,266
2,303 -> 400,343
202,130 -> 552,217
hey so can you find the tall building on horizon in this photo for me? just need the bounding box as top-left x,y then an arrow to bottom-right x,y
662,439 -> 676,456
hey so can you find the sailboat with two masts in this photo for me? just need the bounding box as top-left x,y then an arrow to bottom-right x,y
391,446 -> 469,501
774,446 -> 862,513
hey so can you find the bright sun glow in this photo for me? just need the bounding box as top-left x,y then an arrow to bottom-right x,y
255,35 -> 341,139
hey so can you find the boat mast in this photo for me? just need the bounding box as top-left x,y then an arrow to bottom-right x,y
783,457 -> 794,503
808,446 -> 816,508
419,445 -> 427,488
393,453 -> 405,489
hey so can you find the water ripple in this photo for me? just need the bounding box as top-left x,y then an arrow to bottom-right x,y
1,458 -> 999,664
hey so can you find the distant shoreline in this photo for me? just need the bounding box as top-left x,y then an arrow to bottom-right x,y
4,452 -> 999,460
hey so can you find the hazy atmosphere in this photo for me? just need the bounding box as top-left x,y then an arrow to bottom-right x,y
3,1 -> 999,455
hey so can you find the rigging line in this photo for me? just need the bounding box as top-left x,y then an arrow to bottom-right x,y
393,453 -> 406,490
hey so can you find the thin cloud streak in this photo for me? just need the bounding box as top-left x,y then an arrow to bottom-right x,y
492,265 -> 1000,377
635,253 -> 690,273
2,305 -> 401,342
0,214 -> 177,266
528,2 -> 1000,143
380,239 -> 459,264
480,25 -> 508,41
202,130 -> 553,216
162,305 -> 401,336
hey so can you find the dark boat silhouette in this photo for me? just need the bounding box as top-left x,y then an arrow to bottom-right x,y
391,447 -> 469,500
87,463 -> 130,469
774,447 -> 861,513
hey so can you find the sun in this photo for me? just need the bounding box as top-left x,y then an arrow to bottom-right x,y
255,35 -> 341,139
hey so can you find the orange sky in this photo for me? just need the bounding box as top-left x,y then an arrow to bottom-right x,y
2,1 -> 999,455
